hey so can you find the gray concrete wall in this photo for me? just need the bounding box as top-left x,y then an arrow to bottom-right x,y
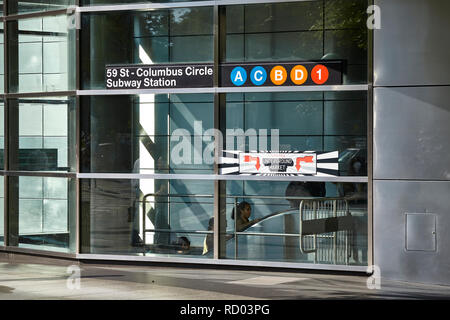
373,0 -> 450,285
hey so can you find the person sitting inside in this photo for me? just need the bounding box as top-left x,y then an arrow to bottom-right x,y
171,236 -> 190,253
231,201 -> 261,232
202,217 -> 215,255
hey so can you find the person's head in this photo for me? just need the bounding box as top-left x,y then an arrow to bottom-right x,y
177,236 -> 190,250
231,201 -> 251,220
207,217 -> 214,230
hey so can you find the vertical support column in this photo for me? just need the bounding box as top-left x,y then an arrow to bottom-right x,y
75,0 -> 81,255
213,5 -> 227,259
6,99 -> 18,247
4,12 -> 19,246
2,1 -> 7,247
367,0 -> 374,269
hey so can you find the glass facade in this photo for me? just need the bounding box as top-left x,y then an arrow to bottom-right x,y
81,8 -> 214,90
7,15 -> 75,93
8,1 -> 74,16
81,178 -> 214,257
8,176 -> 76,252
10,97 -> 76,172
1,0 -> 371,270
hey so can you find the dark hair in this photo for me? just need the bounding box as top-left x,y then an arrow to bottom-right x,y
177,236 -> 190,248
231,201 -> 251,220
285,181 -> 326,198
207,217 -> 214,230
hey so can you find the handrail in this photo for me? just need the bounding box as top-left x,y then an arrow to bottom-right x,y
141,192 -> 357,262
299,198 -> 352,264
142,193 -> 214,247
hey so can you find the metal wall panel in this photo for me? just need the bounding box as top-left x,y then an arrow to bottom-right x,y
374,180 -> 450,285
373,87 -> 450,180
374,0 -> 450,86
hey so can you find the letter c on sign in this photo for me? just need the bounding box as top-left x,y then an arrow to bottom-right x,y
250,66 -> 267,86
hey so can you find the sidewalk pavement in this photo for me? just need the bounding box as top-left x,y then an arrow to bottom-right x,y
1,257 -> 450,300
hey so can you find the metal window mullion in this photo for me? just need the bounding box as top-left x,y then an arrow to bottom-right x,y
76,0 -> 323,13
75,85 -> 370,96
4,9 -> 68,21
75,0 -> 81,255
77,173 -> 369,183
212,4 -> 220,260
367,0 -> 374,270
2,1 -> 7,246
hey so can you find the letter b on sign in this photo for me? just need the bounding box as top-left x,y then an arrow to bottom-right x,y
270,66 -> 287,85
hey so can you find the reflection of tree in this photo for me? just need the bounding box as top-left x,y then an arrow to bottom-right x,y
311,0 -> 368,52
141,11 -> 167,36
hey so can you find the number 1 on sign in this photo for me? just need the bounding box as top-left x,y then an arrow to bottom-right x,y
311,65 -> 329,85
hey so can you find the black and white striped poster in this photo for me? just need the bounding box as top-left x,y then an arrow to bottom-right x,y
219,151 -> 339,176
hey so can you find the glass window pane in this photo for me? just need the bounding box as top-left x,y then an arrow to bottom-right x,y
224,180 -> 368,265
8,1 -> 74,15
225,1 -> 368,85
0,100 -> 4,170
0,176 -> 3,245
10,97 -> 76,172
0,22 -> 4,94
8,176 -> 76,253
224,91 -> 367,176
81,178 -> 214,258
81,0 -> 210,6
81,7 -> 214,90
7,16 -> 75,94
81,94 -> 214,173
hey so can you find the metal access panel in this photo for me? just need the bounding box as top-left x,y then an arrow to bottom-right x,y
405,213 -> 436,252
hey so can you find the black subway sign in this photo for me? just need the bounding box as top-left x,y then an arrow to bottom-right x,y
222,61 -> 342,87
105,61 -> 342,89
105,64 -> 214,89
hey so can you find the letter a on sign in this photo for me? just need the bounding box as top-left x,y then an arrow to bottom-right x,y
230,66 -> 247,86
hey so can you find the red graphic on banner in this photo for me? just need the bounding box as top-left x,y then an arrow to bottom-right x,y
244,155 -> 261,170
295,156 -> 314,171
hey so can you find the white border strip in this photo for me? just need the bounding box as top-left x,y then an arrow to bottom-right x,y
77,85 -> 369,95
77,0 -> 321,13
76,253 -> 368,273
77,173 -> 368,182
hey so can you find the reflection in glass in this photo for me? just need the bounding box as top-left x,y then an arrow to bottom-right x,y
0,176 -> 3,245
82,7 -> 214,89
8,97 -> 76,172
80,178 -> 367,266
81,94 -> 214,173
225,91 -> 367,176
224,181 -> 367,265
81,179 -> 214,258
8,176 -> 76,253
7,15 -> 75,93
8,0 -> 74,15
226,0 -> 368,84
0,22 -> 4,94
82,0 -> 210,6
